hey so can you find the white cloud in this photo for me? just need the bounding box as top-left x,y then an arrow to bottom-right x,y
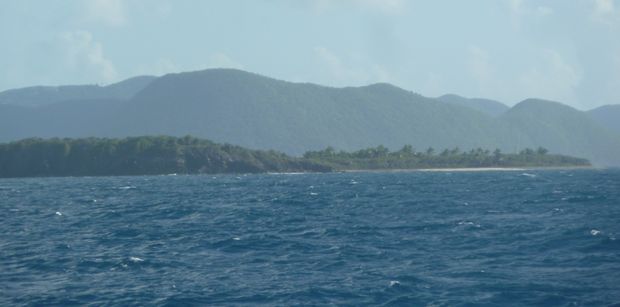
508,0 -> 553,28
314,46 -> 346,79
610,54 -> 620,102
591,0 -> 619,26
517,49 -> 582,106
313,46 -> 390,86
594,0 -> 615,14
358,0 -> 405,13
422,72 -> 444,97
536,6 -> 554,17
152,58 -> 181,75
370,64 -> 390,83
508,0 -> 553,16
464,46 -> 583,107
310,0 -> 405,14
134,53 -> 244,77
467,45 -> 494,95
84,0 -> 127,27
60,31 -> 118,83
509,0 -> 523,14
208,52 -> 244,69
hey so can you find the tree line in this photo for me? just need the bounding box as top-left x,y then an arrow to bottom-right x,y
303,145 -> 590,170
0,136 -> 590,178
0,136 -> 330,177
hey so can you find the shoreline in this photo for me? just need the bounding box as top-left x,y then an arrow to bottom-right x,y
340,166 -> 596,173
0,166 -> 600,179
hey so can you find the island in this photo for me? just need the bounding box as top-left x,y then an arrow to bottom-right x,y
303,145 -> 591,170
0,136 -> 590,178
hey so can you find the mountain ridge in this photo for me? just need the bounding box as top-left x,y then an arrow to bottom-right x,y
0,75 -> 156,107
437,94 -> 509,117
1,68 -> 619,166
588,104 -> 620,135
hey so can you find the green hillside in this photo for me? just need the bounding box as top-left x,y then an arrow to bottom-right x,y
588,104 -> 620,135
437,94 -> 509,117
0,76 -> 155,107
502,99 -> 620,166
119,69 -> 523,155
0,69 -> 619,166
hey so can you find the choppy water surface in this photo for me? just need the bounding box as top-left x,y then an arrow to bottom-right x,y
1,169 -> 619,306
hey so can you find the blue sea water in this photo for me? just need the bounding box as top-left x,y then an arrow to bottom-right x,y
1,169 -> 619,306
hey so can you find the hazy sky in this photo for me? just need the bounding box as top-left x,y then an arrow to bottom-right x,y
1,0 -> 619,109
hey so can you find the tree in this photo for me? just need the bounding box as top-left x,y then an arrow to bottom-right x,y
493,149 -> 502,161
536,147 -> 548,155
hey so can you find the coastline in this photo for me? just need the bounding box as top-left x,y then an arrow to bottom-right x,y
0,166 -> 601,179
340,166 -> 596,173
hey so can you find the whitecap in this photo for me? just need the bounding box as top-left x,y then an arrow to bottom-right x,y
389,280 -> 400,287
118,186 -> 136,190
232,237 -> 241,241
590,229 -> 601,236
310,192 -> 319,196
55,211 -> 63,216
129,256 -> 144,262
458,221 -> 481,228
521,173 -> 537,178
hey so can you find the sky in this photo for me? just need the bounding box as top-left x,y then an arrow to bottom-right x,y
0,0 -> 619,110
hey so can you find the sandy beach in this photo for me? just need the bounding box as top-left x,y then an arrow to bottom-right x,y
341,166 -> 596,173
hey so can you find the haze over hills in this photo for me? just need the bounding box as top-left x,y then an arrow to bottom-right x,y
1,68 -> 619,166
588,105 -> 620,135
437,94 -> 510,117
0,76 -> 155,107
501,99 -> 620,166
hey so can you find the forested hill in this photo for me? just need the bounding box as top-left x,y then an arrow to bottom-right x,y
0,136 -> 331,178
0,76 -> 155,107
436,94 -> 509,117
1,69 -> 619,166
588,105 -> 620,135
0,136 -> 590,178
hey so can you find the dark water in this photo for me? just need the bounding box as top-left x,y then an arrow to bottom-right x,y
1,169 -> 619,306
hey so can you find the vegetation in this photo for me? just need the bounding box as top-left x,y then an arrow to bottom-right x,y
2,69 -> 619,166
304,145 -> 590,170
0,136 -> 590,178
0,136 -> 331,178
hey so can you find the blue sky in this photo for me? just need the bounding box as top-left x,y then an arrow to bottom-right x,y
1,0 -> 618,110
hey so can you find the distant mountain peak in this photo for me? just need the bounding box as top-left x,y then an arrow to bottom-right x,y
437,93 -> 509,117
0,75 -> 156,107
588,104 -> 620,135
2,68 -> 620,166
511,98 -> 577,112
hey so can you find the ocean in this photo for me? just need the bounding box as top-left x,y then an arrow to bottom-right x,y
1,169 -> 619,306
